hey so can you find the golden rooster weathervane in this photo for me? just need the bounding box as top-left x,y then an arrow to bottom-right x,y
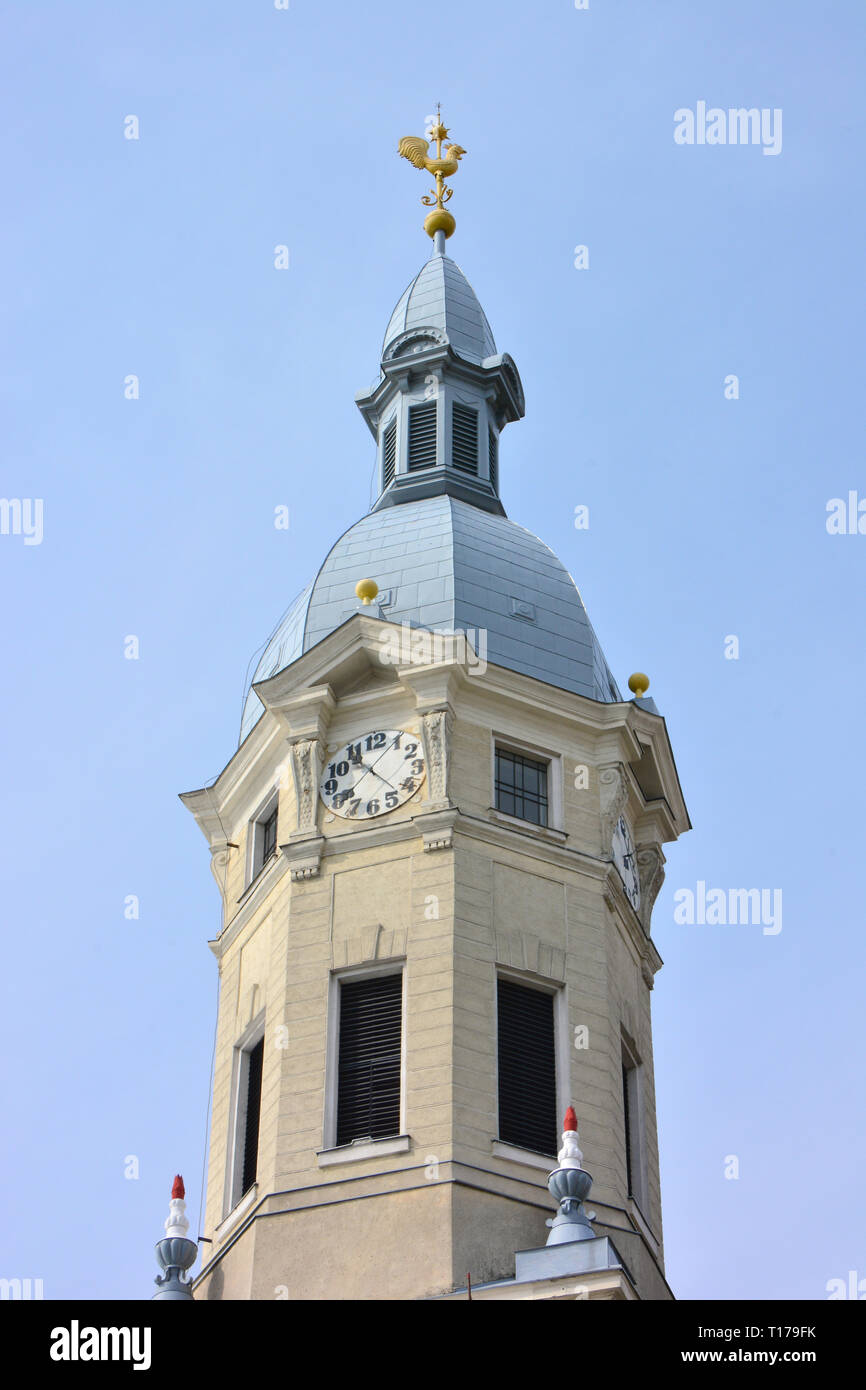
398,105 -> 466,240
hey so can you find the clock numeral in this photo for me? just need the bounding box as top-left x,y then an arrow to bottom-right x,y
364,732 -> 387,751
410,758 -> 424,777
400,777 -> 416,794
347,743 -> 363,765
403,741 -> 418,756
366,798 -> 380,816
345,799 -> 361,817
323,777 -> 338,795
385,791 -> 398,810
330,760 -> 350,778
332,791 -> 350,809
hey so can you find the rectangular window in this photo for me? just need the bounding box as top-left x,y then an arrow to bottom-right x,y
452,402 -> 479,474
241,1038 -> 264,1195
497,978 -> 557,1156
260,807 -> 278,864
621,1039 -> 648,1212
382,418 -> 397,489
495,747 -> 549,826
249,798 -> 279,885
407,401 -> 437,471
488,426 -> 498,491
336,974 -> 402,1145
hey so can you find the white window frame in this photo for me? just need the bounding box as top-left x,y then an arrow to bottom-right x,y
321,960 -> 407,1156
246,789 -> 280,887
490,733 -> 564,831
621,1031 -> 649,1217
492,967 -> 569,1166
224,1010 -> 266,1219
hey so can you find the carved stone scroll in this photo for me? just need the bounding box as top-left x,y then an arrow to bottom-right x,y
599,763 -> 628,850
636,844 -> 666,934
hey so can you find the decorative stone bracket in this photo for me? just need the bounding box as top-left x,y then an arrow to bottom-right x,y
412,806 -> 458,853
636,844 -> 666,934
209,842 -> 238,893
419,707 -> 451,805
289,738 -> 323,836
598,763 -> 629,851
281,833 -> 324,882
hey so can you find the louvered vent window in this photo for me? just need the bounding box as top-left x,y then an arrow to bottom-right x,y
495,747 -> 549,826
489,427 -> 498,491
497,978 -> 557,1156
337,974 -> 402,1145
452,402 -> 479,474
241,1038 -> 264,1195
407,401 -> 437,471
382,418 -> 397,489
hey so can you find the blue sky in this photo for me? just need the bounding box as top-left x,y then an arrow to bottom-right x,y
1,0 -> 863,1300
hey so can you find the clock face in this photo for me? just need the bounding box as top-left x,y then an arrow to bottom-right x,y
612,815 -> 641,912
320,729 -> 426,820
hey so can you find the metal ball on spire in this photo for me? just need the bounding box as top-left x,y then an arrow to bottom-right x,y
355,578 -> 379,605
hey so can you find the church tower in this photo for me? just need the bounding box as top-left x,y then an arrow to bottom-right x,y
181,117 -> 690,1301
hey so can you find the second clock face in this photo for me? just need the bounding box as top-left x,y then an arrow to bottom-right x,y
320,729 -> 426,820
612,814 -> 641,912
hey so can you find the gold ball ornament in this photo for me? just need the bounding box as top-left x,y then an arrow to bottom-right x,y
355,578 -> 379,606
424,208 -> 456,239
628,672 -> 650,699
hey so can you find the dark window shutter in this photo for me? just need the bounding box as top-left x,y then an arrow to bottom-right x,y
622,1063 -> 636,1197
489,427 -> 498,491
497,978 -> 557,1156
241,1038 -> 264,1194
382,418 -> 397,489
337,974 -> 402,1145
407,402 -> 437,471
452,403 -> 479,474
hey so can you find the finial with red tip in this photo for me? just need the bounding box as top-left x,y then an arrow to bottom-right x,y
165,1174 -> 190,1239
557,1108 -> 583,1169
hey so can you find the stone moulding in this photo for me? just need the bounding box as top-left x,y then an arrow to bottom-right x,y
281,833 -> 324,882
494,928 -> 566,982
332,924 -> 408,968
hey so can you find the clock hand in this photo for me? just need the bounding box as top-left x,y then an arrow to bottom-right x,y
356,732 -> 419,791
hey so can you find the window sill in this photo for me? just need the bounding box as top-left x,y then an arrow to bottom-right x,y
216,1182 -> 258,1241
626,1194 -> 660,1251
487,809 -> 567,843
491,1140 -> 556,1173
317,1135 -> 411,1167
236,851 -> 279,906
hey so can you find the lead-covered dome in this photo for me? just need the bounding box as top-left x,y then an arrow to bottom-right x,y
240,495 -> 620,742
382,254 -> 497,365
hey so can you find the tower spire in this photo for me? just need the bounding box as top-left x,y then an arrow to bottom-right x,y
398,108 -> 466,244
